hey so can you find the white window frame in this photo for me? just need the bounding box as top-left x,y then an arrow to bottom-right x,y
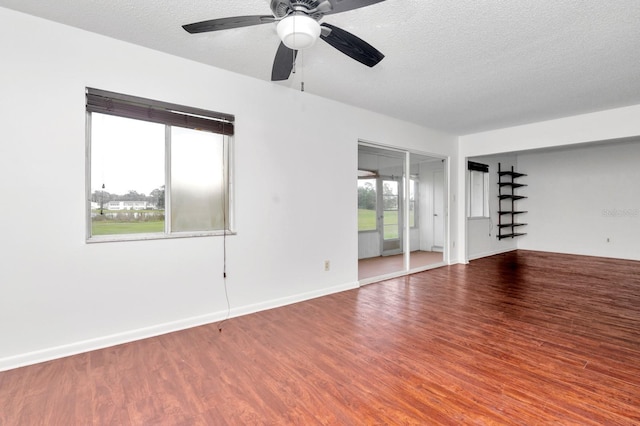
85,88 -> 235,243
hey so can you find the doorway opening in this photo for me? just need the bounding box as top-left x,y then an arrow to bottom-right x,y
358,143 -> 447,283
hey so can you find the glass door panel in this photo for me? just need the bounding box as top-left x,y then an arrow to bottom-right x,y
382,179 -> 402,255
358,144 -> 406,280
407,153 -> 445,270
359,145 -> 447,281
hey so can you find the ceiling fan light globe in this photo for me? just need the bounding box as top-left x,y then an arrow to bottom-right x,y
277,14 -> 320,50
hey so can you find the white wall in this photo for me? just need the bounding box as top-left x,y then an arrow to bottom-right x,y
458,105 -> 640,262
517,141 -> 640,260
0,7 -> 457,370
459,105 -> 640,157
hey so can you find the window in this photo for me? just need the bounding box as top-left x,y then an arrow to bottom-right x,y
467,161 -> 490,218
358,177 -> 377,231
86,88 -> 234,241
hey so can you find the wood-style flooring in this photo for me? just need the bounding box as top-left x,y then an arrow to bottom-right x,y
1,250 -> 639,424
358,250 -> 444,280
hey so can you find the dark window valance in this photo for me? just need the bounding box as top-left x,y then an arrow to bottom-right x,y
86,88 -> 234,136
468,161 -> 489,173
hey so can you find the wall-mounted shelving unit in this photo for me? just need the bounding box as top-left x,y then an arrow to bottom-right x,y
497,163 -> 527,240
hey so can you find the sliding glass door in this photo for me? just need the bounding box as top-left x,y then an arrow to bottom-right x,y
358,144 -> 446,282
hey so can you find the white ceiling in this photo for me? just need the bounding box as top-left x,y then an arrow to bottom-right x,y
2,0 -> 640,135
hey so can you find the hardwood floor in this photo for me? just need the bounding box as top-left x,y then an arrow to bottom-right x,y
1,250 -> 639,424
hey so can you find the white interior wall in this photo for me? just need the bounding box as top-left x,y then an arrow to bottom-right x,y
358,232 -> 380,259
0,7 -> 457,371
517,140 -> 640,260
458,105 -> 640,262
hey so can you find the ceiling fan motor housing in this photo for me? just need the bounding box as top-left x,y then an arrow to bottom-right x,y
271,0 -> 327,19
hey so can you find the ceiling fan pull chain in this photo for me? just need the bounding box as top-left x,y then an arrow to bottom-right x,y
301,50 -> 305,92
292,49 -> 296,74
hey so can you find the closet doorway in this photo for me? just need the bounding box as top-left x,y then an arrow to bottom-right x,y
358,143 -> 447,283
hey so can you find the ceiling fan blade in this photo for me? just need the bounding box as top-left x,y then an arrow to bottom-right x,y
324,0 -> 386,15
183,15 -> 276,34
320,23 -> 384,67
272,42 -> 298,81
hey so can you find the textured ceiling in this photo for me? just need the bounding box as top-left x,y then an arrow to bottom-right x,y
2,0 -> 640,135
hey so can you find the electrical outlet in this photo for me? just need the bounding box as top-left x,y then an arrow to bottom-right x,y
324,260 -> 330,271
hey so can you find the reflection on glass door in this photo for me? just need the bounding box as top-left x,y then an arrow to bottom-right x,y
358,144 -> 446,282
382,178 -> 402,256
408,154 -> 445,271
432,170 -> 445,251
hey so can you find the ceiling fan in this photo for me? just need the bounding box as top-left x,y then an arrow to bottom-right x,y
182,0 -> 386,81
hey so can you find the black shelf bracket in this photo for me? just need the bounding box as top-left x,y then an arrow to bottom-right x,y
497,163 -> 527,240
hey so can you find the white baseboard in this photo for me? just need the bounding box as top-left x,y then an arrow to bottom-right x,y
467,247 -> 517,261
0,281 -> 359,372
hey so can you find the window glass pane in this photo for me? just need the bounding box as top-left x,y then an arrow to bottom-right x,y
468,170 -> 490,218
171,127 -> 227,232
90,113 -> 165,236
358,178 -> 377,231
483,172 -> 490,217
469,170 -> 487,217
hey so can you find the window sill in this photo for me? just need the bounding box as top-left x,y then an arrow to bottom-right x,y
86,230 -> 236,244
